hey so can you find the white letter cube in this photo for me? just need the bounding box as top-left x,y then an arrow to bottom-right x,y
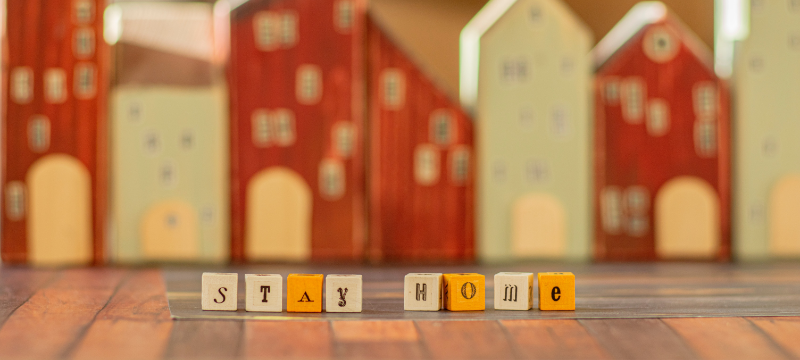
325,274 -> 362,313
245,274 -> 282,312
202,272 -> 238,311
493,272 -> 533,310
404,273 -> 442,311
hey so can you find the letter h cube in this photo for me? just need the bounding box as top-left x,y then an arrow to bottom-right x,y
494,272 -> 533,310
404,273 -> 442,311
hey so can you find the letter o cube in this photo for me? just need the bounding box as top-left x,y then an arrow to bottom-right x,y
325,275 -> 362,313
202,272 -> 238,311
538,272 -> 575,311
443,273 -> 485,311
404,273 -> 442,311
287,274 -> 323,313
494,272 -> 533,310
245,274 -> 282,312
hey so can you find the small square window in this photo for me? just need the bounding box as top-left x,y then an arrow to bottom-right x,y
627,216 -> 649,237
74,28 -> 95,59
181,130 -> 194,150
128,102 -> 142,123
604,77 -> 620,104
273,109 -> 296,146
621,77 -> 645,123
790,0 -> 800,12
5,181 -> 26,221
74,63 -> 97,99
319,159 -> 345,200
296,65 -> 322,105
762,136 -> 778,157
74,0 -> 94,24
28,116 -> 51,153
601,187 -> 622,234
501,59 -> 527,82
693,82 -> 717,118
44,68 -> 67,104
694,120 -> 717,157
381,68 -> 406,110
335,0 -> 354,32
251,109 -> 272,147
144,131 -> 161,155
449,147 -> 470,185
551,107 -> 570,138
160,161 -> 177,187
525,159 -> 549,184
643,26 -> 679,63
280,12 -> 298,47
624,186 -> 649,215
11,67 -> 33,104
529,6 -> 543,24
253,11 -> 279,51
414,144 -> 440,186
333,122 -> 355,158
430,110 -> 455,146
646,98 -> 670,136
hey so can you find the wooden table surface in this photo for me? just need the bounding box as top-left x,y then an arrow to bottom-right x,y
0,267 -> 799,360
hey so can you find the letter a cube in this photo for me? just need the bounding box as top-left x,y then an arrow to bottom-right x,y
443,273 -> 485,311
245,274 -> 282,312
494,272 -> 533,310
538,272 -> 575,311
404,273 -> 443,311
202,273 -> 238,311
287,274 -> 323,312
325,274 -> 362,313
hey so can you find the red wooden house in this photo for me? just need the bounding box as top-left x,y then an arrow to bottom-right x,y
593,2 -> 730,261
2,0 -> 107,265
229,0 -> 474,262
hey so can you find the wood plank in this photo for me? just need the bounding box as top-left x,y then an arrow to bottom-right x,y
415,320 -> 514,360
69,270 -> 173,360
664,318 -> 788,360
501,319 -> 610,360
164,320 -> 242,360
244,321 -> 332,359
0,269 -> 127,360
580,319 -> 697,360
0,268 -> 57,325
748,317 -> 800,358
332,321 -> 424,359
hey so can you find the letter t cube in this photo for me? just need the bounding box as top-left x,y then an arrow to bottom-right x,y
494,272 -> 533,310
404,273 -> 442,311
538,272 -> 575,310
245,274 -> 282,312
202,272 -> 238,311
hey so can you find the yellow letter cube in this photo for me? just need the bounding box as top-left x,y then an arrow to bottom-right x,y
537,272 -> 575,311
443,273 -> 485,311
287,274 -> 323,313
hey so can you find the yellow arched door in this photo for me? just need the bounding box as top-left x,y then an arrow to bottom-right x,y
769,175 -> 800,256
246,167 -> 311,261
27,154 -> 92,265
655,176 -> 720,259
511,193 -> 567,258
141,200 -> 199,261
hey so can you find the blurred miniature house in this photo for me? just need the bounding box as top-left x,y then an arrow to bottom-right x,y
730,0 -> 800,259
2,0 -> 107,265
107,3 -> 230,263
593,2 -> 730,261
460,0 -> 593,261
229,0 -> 476,261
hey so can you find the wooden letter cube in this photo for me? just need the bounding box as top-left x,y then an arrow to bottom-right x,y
287,274 -> 323,313
494,272 -> 533,310
202,272 -> 238,311
325,274 -> 362,313
443,273 -> 485,311
245,274 -> 282,312
538,272 -> 575,311
404,273 -> 443,311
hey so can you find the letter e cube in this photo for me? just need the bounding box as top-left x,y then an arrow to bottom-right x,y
245,274 -> 282,312
443,273 -> 485,311
325,275 -> 362,313
494,272 -> 533,310
202,273 -> 238,311
538,272 -> 575,311
287,274 -> 323,313
404,273 -> 442,311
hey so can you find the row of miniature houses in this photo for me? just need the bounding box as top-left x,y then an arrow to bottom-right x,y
1,0 -> 794,265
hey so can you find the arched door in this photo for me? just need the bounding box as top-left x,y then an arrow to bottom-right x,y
655,176 -> 720,259
27,154 -> 92,265
141,200 -> 198,261
769,175 -> 800,256
511,193 -> 567,258
246,167 -> 311,261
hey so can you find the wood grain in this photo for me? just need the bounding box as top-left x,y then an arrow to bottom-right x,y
581,319 -> 697,360
0,268 -> 57,326
416,320 -> 514,360
69,270 -> 173,360
748,317 -> 800,358
0,269 -> 126,360
501,319 -> 610,360
332,321 -> 424,359
243,321 -> 332,359
663,318 -> 788,360
164,320 -> 243,360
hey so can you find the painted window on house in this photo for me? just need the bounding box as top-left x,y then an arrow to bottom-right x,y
627,216 -> 650,237
28,116 -> 51,153
44,68 -> 67,104
319,159 -> 345,200
414,144 -> 440,186
5,182 -> 26,221
333,122 -> 355,158
74,0 -> 94,24
625,186 -> 650,215
529,6 -> 543,24
254,12 -> 280,51
621,77 -> 645,123
274,109 -> 296,146
561,57 -> 574,75
694,120 -> 717,157
693,82 -> 717,118
11,67 -> 33,104
643,26 -> 680,63
144,131 -> 161,155
646,98 -> 670,136
430,110 -> 455,146
160,161 -> 177,187
74,63 -> 97,99
502,59 -> 527,83
604,77 -> 620,104
551,107 -> 570,138
251,109 -> 272,147
181,130 -> 194,150
74,28 -> 95,59
493,161 -> 507,183
519,108 -> 535,130
128,102 -> 142,123
525,159 -> 549,184
449,147 -> 470,185
296,65 -> 322,105
335,0 -> 354,32
381,68 -> 406,110
791,0 -> 800,12
601,187 -> 623,234
280,12 -> 298,47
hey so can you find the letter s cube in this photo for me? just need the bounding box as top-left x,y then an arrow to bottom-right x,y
443,273 -> 485,311
287,274 -> 323,313
202,272 -> 238,311
537,272 -> 575,311
404,273 -> 442,311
